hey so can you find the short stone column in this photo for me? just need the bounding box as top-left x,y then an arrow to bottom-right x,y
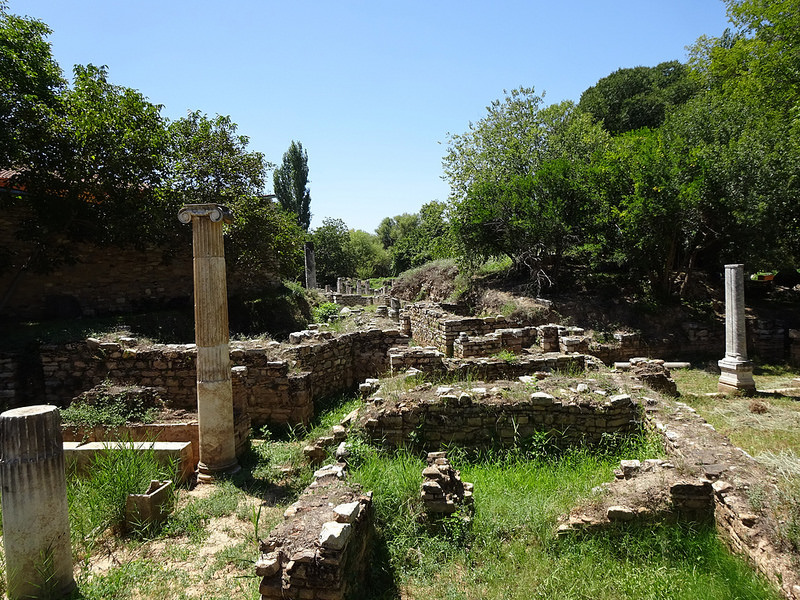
179,204 -> 240,481
718,264 -> 756,394
337,277 -> 344,294
0,406 -> 74,599
304,241 -> 317,290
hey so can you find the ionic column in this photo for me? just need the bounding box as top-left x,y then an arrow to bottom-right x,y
718,264 -> 756,394
0,405 -> 74,599
178,204 -> 240,481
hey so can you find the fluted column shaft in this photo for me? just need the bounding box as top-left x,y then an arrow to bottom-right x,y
179,204 -> 240,481
0,405 -> 74,599
724,264 -> 747,360
718,264 -> 756,394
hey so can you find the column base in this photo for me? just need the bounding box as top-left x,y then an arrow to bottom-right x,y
196,459 -> 241,484
718,357 -> 756,395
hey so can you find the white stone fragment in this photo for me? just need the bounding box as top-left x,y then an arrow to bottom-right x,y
333,501 -> 361,524
314,464 -> 346,480
319,521 -> 352,550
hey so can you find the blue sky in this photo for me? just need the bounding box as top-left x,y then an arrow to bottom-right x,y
16,1 -> 731,233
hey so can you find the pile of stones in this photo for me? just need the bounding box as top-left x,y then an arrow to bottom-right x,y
420,451 -> 474,516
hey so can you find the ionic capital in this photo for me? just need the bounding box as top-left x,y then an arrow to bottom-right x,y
178,204 -> 233,224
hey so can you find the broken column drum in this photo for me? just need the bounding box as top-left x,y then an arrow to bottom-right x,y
178,204 -> 240,481
718,264 -> 756,394
0,405 -> 74,599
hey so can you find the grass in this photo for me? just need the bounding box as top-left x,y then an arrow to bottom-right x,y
672,367 -> 800,456
68,441 -> 179,556
348,436 -> 780,600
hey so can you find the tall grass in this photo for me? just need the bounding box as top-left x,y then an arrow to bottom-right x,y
349,438 -> 780,600
68,443 -> 177,554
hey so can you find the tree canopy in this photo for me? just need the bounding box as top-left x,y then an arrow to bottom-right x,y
0,5 -> 304,284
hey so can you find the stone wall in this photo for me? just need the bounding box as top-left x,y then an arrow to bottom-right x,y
453,326 -> 540,358
388,347 -> 585,380
405,301 -> 795,365
791,330 -> 800,367
404,302 -> 516,357
360,392 -> 641,450
324,293 -> 373,307
0,354 -> 20,410
257,470 -> 373,600
0,205 -> 279,320
32,328 -> 408,428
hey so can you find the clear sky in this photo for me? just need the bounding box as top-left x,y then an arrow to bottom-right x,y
15,1 -> 731,234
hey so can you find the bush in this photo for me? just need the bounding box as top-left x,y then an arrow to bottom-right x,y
312,302 -> 340,323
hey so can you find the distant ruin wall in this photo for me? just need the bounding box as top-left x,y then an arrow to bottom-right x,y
404,302 -> 517,357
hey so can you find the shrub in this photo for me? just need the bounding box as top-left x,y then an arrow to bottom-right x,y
312,302 -> 340,323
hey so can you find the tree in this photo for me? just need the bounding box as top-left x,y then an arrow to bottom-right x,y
444,93 -> 609,278
348,229 -> 390,279
166,111 -> 303,283
311,218 -> 355,285
273,141 -> 311,230
10,63 -> 171,272
0,3 -> 64,171
578,61 -> 700,135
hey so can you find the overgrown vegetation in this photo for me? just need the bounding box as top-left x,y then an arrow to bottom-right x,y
68,443 -> 178,555
348,434 -> 779,599
61,383 -> 161,427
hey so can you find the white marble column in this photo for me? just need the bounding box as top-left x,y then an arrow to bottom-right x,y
718,264 -> 756,394
179,204 -> 240,481
0,405 -> 74,599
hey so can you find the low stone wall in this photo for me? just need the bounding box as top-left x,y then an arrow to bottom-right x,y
281,329 -> 408,403
389,347 -> 446,374
453,326 -> 540,358
404,302 -> 515,357
405,301 -> 795,365
257,470 -> 373,600
324,293 -> 373,307
360,392 -> 641,450
35,328 -> 409,428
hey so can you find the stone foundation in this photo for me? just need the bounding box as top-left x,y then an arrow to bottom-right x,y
257,470 -> 373,600
25,328 -> 408,428
360,391 -> 642,450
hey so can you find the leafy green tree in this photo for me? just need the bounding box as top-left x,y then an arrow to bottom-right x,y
166,111 -> 303,282
578,61 -> 700,135
0,3 -> 64,171
348,229 -> 390,279
444,92 -> 609,278
312,217 -> 355,285
273,140 -> 311,230
11,63 -> 171,272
